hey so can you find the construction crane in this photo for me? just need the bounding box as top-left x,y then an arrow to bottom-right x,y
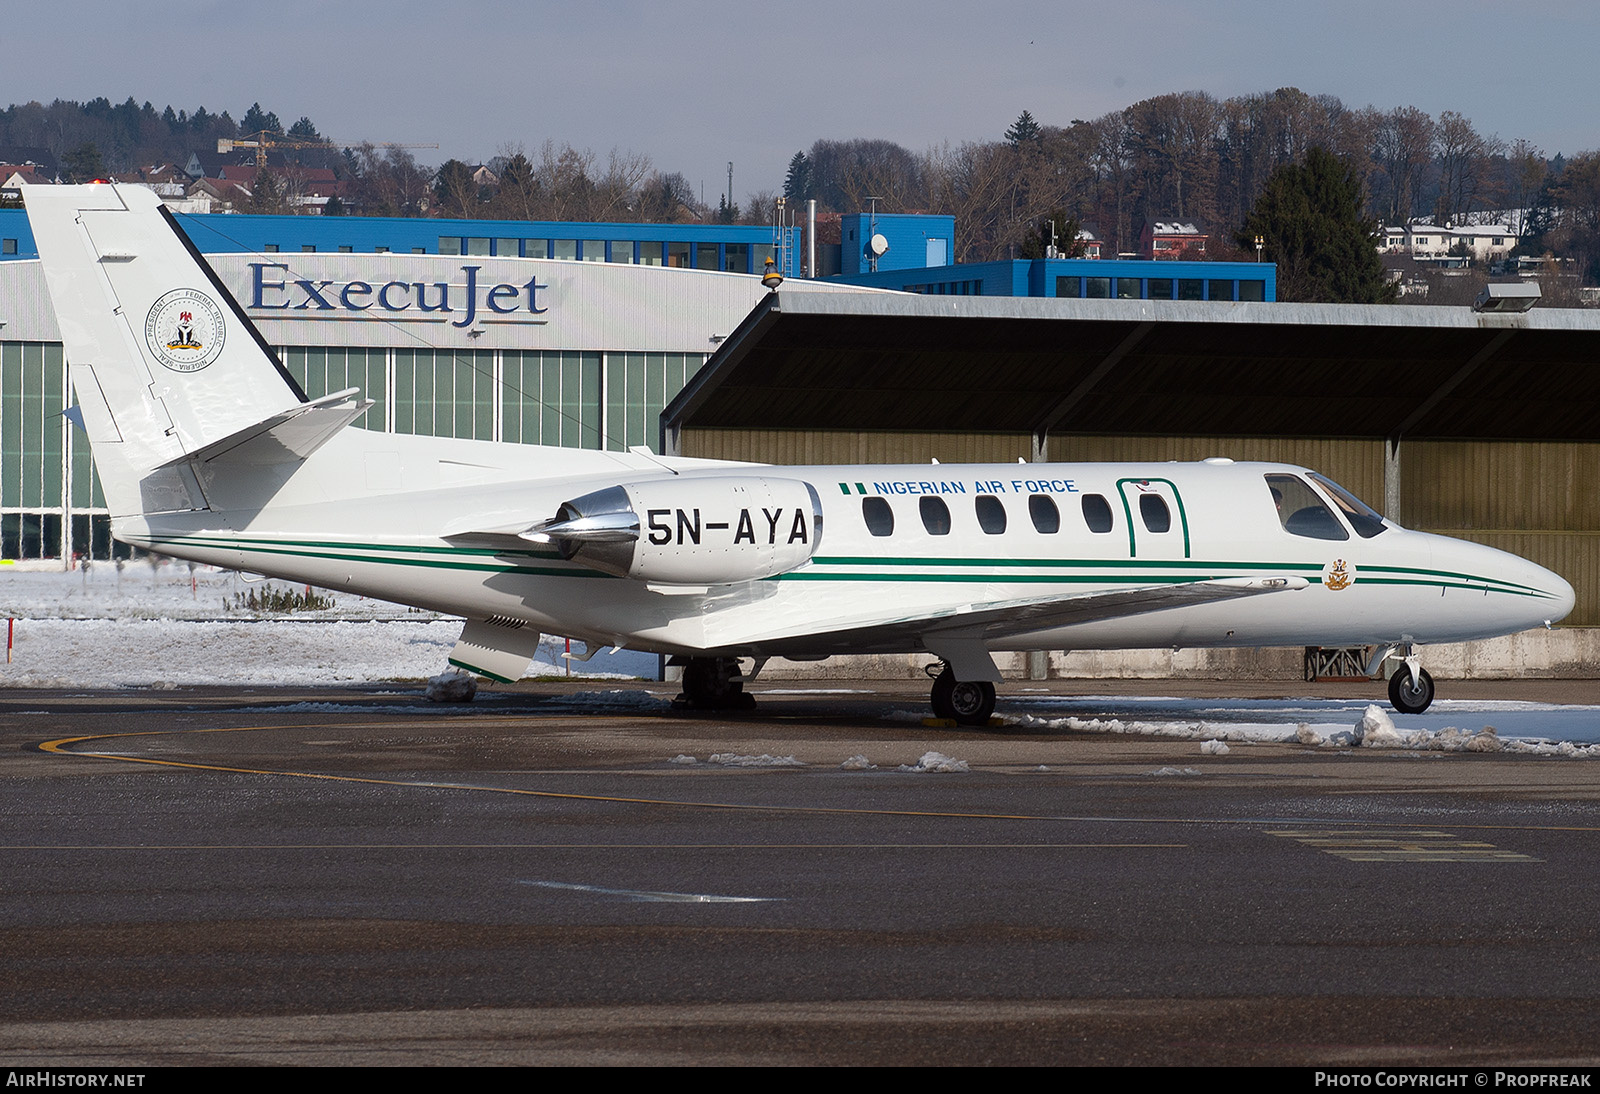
218,133 -> 438,169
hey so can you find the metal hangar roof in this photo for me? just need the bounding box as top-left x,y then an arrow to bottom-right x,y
662,290 -> 1600,450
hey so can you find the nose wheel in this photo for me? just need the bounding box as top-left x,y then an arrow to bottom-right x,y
1387,665 -> 1435,714
929,666 -> 996,726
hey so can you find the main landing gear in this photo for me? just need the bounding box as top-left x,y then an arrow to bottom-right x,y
674,656 -> 758,710
928,664 -> 996,727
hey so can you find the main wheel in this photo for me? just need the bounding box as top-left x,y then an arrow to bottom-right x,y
681,657 -> 744,709
1388,666 -> 1435,714
930,668 -> 957,720
948,680 -> 996,727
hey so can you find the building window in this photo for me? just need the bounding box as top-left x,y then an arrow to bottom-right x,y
1,239 -> 16,255
640,242 -> 664,266
496,238 -> 519,257
264,244 -> 279,252
607,241 -> 636,264
1056,276 -> 1081,298
1086,277 -> 1110,299
695,243 -> 719,270
465,237 -> 491,256
524,239 -> 549,259
438,237 -> 461,255
301,245 -> 316,253
1208,280 -> 1233,302
1116,278 -> 1139,299
337,245 -> 353,253
1239,279 -> 1266,301
1178,279 -> 1203,300
579,240 -> 605,262
723,243 -> 749,273
1149,278 -> 1174,299
552,240 -> 578,260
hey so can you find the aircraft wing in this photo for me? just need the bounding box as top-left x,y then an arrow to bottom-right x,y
728,575 -> 1309,659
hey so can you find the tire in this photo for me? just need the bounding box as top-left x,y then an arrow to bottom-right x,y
949,680 -> 996,727
682,657 -> 743,709
930,669 -> 957,720
1388,666 -> 1435,714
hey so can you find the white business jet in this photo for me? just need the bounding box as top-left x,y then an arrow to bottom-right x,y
24,184 -> 1575,724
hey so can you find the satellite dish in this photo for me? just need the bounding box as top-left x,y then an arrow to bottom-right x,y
868,233 -> 889,258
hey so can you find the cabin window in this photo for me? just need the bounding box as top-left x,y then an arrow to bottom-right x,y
920,496 -> 952,536
862,497 -> 894,537
1081,494 -> 1114,533
975,495 -> 1007,534
1028,494 -> 1060,534
1266,473 -> 1348,541
1139,494 -> 1172,533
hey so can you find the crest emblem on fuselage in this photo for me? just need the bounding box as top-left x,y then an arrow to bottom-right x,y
1323,558 -> 1354,590
145,288 -> 225,373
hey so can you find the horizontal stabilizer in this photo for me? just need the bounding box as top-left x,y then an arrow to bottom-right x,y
448,619 -> 545,683
156,388 -> 373,470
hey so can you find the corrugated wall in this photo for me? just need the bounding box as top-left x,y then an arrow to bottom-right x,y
1404,441 -> 1600,625
681,429 -> 1032,465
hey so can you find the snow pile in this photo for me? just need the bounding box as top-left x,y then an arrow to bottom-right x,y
1355,704 -> 1401,746
1006,696 -> 1600,759
1200,739 -> 1230,755
424,670 -> 477,703
839,754 -> 876,770
1150,766 -> 1203,776
668,754 -> 698,765
706,752 -> 806,767
897,751 -> 969,773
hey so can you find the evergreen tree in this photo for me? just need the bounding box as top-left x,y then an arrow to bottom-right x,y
1018,211 -> 1085,259
783,151 -> 812,202
287,116 -> 322,141
61,143 -> 104,183
1235,146 -> 1395,303
241,102 -> 282,135
1005,109 -> 1042,146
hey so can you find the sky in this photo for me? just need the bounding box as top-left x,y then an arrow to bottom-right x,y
6,1 -> 1597,203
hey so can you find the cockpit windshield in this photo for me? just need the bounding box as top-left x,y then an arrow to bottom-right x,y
1308,473 -> 1388,538
1266,474 -> 1347,540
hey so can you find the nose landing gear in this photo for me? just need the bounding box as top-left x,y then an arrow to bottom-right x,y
1369,644 -> 1435,714
1387,664 -> 1435,714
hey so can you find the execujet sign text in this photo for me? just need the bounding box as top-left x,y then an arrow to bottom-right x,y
247,263 -> 550,329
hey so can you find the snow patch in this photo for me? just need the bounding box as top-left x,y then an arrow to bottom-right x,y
1200,739 -> 1230,755
668,754 -> 699,765
897,751 -> 969,773
425,670 -> 477,703
706,752 -> 806,768
838,754 -> 876,770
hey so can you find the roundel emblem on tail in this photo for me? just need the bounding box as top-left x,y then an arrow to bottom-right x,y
145,288 -> 226,373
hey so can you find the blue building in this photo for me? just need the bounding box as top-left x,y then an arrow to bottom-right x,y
835,256 -> 1276,302
828,211 -> 1275,301
0,207 -> 802,277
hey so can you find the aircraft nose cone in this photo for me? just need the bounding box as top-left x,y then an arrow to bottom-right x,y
1544,566 -> 1577,626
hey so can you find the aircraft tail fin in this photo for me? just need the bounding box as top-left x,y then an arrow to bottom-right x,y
24,183 -> 316,515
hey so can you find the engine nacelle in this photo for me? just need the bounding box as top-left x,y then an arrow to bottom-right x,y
532,475 -> 823,585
